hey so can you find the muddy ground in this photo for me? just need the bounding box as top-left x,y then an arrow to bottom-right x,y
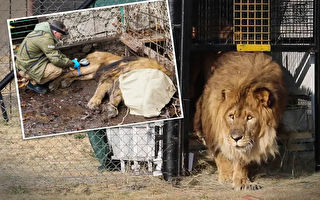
19,78 -> 180,138
14,38 -> 180,138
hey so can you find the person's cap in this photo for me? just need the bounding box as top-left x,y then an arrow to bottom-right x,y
50,20 -> 68,35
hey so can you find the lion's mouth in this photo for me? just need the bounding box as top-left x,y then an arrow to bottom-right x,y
226,137 -> 253,151
234,140 -> 253,151
235,144 -> 250,150
235,144 -> 245,148
234,144 -> 252,152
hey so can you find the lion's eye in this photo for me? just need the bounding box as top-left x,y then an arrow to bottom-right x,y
229,114 -> 234,120
246,115 -> 253,120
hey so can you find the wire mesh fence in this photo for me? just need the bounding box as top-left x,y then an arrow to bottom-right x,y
0,119 -> 170,190
191,0 -> 315,45
1,0 -> 179,191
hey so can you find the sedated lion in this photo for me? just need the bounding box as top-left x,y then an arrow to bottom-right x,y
194,51 -> 286,190
49,51 -> 171,119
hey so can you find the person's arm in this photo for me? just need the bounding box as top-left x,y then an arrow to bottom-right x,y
37,34 -> 74,68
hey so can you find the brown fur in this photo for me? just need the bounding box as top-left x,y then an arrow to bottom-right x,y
49,51 -> 170,119
194,52 -> 286,190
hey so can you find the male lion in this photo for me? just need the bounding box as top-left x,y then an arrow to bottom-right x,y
49,51 -> 171,119
194,52 -> 286,190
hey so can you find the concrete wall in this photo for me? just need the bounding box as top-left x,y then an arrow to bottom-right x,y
44,1 -> 170,48
46,6 -> 120,46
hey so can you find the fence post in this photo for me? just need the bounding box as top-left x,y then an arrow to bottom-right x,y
162,120 -> 179,181
314,0 -> 320,171
0,92 -> 8,122
0,70 -> 14,91
0,70 -> 14,122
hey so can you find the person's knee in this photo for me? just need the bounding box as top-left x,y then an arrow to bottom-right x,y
39,65 -> 63,84
55,67 -> 63,77
46,63 -> 63,77
50,67 -> 62,79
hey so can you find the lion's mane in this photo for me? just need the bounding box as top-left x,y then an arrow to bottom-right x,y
194,52 -> 286,164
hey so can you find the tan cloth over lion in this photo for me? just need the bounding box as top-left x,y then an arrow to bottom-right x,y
119,68 -> 176,117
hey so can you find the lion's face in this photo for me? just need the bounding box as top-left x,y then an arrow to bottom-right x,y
224,101 -> 261,152
194,52 -> 286,164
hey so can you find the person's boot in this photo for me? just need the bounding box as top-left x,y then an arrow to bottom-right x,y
27,82 -> 48,94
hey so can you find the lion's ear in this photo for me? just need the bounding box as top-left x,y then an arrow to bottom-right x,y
254,88 -> 272,107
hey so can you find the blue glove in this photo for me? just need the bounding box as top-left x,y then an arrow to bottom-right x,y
72,58 -> 81,76
72,58 -> 80,69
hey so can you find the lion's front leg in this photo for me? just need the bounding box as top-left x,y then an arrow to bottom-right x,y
61,73 -> 95,88
87,79 -> 113,110
232,161 -> 262,191
49,75 -> 65,91
49,63 -> 100,91
102,80 -> 122,119
214,153 -> 233,184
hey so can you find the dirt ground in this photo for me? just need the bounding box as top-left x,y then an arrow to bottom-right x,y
19,78 -> 181,138
1,173 -> 320,200
1,113 -> 320,200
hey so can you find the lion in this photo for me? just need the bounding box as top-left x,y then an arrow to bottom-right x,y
49,51 -> 171,118
193,51 -> 286,190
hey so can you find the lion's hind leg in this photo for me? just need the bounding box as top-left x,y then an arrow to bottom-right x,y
102,79 -> 122,119
87,78 -> 114,110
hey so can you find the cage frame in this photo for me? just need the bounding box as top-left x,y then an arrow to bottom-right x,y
176,0 -> 320,173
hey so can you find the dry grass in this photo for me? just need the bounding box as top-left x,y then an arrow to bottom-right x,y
1,111 -> 320,200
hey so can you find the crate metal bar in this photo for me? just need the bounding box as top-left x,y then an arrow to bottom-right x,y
191,43 -> 316,52
314,0 -> 320,171
179,0 -> 193,176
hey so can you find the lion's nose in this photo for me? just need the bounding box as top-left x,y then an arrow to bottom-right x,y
231,130 -> 243,142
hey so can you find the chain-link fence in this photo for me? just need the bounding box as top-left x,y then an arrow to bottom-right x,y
1,0 -> 181,191
0,0 -> 18,124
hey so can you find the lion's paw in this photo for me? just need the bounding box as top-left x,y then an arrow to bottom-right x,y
102,103 -> 118,119
61,78 -> 74,88
233,182 -> 262,191
218,175 -> 232,184
87,98 -> 102,110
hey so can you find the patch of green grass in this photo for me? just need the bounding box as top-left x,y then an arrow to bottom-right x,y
199,194 -> 209,200
0,120 -> 9,126
74,133 -> 86,140
9,185 -> 27,195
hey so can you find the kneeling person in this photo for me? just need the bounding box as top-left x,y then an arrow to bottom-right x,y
15,20 -> 77,94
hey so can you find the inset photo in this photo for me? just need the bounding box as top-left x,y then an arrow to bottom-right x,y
8,0 -> 183,139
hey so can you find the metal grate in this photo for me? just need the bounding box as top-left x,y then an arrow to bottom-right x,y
191,0 -> 315,47
192,0 -> 233,44
233,0 -> 270,44
270,0 -> 314,44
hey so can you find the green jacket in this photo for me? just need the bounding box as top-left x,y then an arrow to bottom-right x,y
15,22 -> 74,83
